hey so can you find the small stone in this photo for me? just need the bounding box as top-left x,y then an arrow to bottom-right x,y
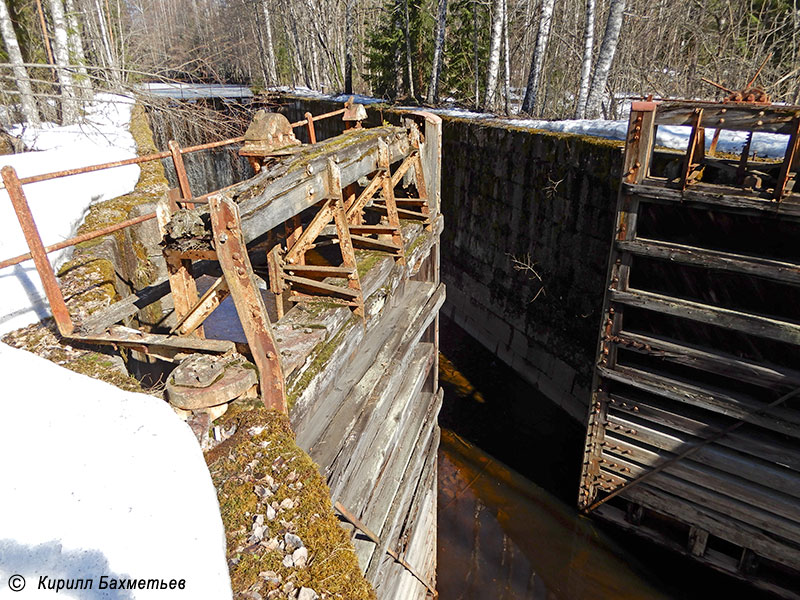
282,554 -> 294,568
254,485 -> 273,500
284,533 -> 303,552
295,481 -> 303,490
261,537 -> 280,552
287,470 -> 297,482
297,587 -> 318,600
280,498 -> 295,510
264,475 -> 275,489
292,547 -> 308,568
282,582 -> 295,596
249,524 -> 265,543
266,505 -> 276,520
254,514 -> 265,526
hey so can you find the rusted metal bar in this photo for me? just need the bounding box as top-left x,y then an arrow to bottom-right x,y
0,211 -> 157,269
169,140 -> 193,208
291,108 -> 347,129
8,136 -> 246,188
333,501 -> 436,594
304,112 -> 317,144
774,116 -> 800,201
209,194 -> 286,412
2,166 -> 74,335
586,385 -> 800,513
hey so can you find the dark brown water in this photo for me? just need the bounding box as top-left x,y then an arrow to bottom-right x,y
437,316 -> 770,600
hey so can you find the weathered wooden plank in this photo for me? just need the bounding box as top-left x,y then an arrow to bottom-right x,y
608,392 -> 800,471
616,238 -> 800,285
609,288 -> 800,346
655,101 -> 800,134
283,274 -> 360,299
599,454 -> 800,546
171,275 -> 229,336
604,413 -> 800,499
293,281 -> 438,451
343,345 -> 436,568
365,392 -> 441,585
614,330 -> 800,391
348,224 -> 397,234
594,494 -> 800,586
235,127 -> 412,242
628,181 -> 800,218
283,264 -> 355,277
73,325 -> 234,358
349,234 -> 402,253
599,364 -> 800,437
78,277 -> 172,335
311,283 -> 444,472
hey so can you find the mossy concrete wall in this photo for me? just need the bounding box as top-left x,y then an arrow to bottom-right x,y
278,95 -> 623,422
440,118 -> 623,421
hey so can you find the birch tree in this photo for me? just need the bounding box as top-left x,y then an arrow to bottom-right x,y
344,0 -> 354,93
48,0 -> 79,123
0,0 -> 39,124
484,0 -> 504,110
574,0 -> 594,118
426,0 -> 447,103
261,0 -> 278,83
520,0 -> 555,115
64,0 -> 92,99
584,0 -> 626,119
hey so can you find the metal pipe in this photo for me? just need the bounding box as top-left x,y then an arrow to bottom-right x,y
0,211 -> 157,269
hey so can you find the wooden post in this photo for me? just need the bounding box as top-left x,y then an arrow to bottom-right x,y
156,200 -> 203,337
209,194 -> 286,412
328,159 -> 365,317
774,117 -> 800,201
2,166 -> 74,335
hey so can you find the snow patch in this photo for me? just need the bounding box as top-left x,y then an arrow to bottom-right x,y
0,93 -> 140,335
0,343 -> 232,598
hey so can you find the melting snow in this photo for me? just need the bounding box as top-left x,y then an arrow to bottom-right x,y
0,343 -> 232,598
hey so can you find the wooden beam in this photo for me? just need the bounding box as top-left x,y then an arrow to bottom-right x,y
626,181 -> 800,219
655,102 -> 800,134
609,288 -> 800,346
598,364 -> 800,437
614,329 -> 800,390
171,276 -> 229,336
78,277 -> 172,335
616,238 -> 800,285
283,275 -> 360,299
235,126 -> 412,243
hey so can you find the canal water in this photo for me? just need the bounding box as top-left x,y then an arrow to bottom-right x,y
436,316 -> 769,600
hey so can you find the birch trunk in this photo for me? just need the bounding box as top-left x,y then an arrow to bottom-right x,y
584,0 -> 626,119
261,0 -> 278,84
574,0 -> 595,118
426,0 -> 447,103
344,0 -> 354,93
403,0 -> 415,98
484,0 -> 504,110
520,0 -> 555,115
0,0 -> 39,124
502,0 -> 510,114
93,0 -> 120,85
64,0 -> 92,100
48,0 -> 79,124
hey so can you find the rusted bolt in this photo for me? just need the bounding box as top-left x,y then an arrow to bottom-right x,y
232,252 -> 241,262
306,164 -> 314,175
219,233 -> 228,243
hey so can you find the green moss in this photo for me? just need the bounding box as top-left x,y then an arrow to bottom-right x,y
355,249 -> 384,279
206,407 -> 375,600
286,319 -> 355,410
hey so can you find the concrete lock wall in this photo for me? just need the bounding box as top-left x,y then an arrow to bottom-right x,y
439,118 -> 623,422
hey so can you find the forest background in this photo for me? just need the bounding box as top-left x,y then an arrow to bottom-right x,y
0,0 -> 798,128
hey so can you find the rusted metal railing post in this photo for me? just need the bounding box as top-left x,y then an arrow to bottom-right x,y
2,166 -> 74,335
304,112 -> 317,144
168,140 -> 194,208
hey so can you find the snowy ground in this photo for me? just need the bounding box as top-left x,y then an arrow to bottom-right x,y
0,93 -> 140,335
0,343 -> 232,599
